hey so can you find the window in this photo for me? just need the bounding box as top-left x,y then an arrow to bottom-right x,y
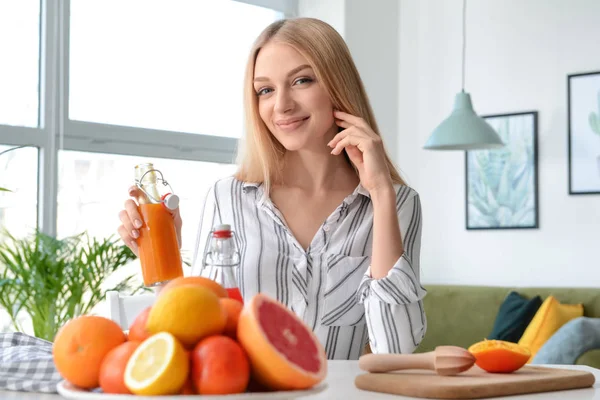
0,0 -> 293,336
69,0 -> 282,138
0,0 -> 292,237
57,150 -> 237,257
0,0 -> 41,127
0,145 -> 39,238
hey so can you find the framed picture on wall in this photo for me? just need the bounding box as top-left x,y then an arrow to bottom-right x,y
465,111 -> 539,230
568,71 -> 600,195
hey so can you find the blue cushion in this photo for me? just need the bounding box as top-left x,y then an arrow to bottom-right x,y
532,317 -> 600,364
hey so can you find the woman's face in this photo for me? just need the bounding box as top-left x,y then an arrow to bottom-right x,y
253,42 -> 336,152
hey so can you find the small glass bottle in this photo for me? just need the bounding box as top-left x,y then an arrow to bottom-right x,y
203,224 -> 243,303
134,163 -> 183,287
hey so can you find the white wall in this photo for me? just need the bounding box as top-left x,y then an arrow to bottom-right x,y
344,1 -> 400,158
297,0 -> 345,36
299,0 -> 600,288
298,0 -> 400,161
399,0 -> 600,287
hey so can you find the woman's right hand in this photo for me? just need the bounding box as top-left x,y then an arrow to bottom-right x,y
118,186 -> 183,257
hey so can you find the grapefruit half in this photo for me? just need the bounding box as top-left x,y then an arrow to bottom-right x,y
237,293 -> 327,390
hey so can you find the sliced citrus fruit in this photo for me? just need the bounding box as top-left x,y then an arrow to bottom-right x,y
237,293 -> 327,390
468,339 -> 531,373
124,332 -> 189,395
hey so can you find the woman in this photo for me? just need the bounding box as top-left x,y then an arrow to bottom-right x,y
118,18 -> 426,359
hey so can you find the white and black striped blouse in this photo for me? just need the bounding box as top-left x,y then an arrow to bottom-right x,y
191,177 -> 427,359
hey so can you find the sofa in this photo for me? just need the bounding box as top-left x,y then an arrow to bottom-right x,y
415,285 -> 600,368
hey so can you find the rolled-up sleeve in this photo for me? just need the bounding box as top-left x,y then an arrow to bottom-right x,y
357,190 -> 427,354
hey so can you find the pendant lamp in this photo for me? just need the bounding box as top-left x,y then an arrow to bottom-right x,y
423,0 -> 504,150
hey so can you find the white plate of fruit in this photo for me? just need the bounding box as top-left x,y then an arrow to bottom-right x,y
53,277 -> 328,399
57,381 -> 328,399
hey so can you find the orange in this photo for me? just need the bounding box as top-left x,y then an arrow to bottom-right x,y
468,339 -> 531,373
180,351 -> 195,394
147,285 -> 226,348
160,276 -> 228,299
52,315 -> 126,389
190,335 -> 250,394
220,298 -> 243,339
99,341 -> 140,394
237,294 -> 327,390
128,307 -> 152,342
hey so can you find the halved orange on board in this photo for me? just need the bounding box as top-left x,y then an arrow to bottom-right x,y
468,339 -> 531,373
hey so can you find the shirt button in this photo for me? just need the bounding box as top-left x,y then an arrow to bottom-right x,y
323,225 -> 330,232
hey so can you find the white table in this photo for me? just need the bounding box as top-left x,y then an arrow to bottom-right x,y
0,361 -> 599,399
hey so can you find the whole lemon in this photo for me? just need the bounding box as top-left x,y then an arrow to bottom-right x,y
147,285 -> 226,347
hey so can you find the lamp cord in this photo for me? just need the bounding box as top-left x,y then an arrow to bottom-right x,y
461,0 -> 466,92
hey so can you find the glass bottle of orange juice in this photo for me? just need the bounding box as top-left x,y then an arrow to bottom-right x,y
134,163 -> 183,287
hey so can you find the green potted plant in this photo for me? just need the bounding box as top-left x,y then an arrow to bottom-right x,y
0,230 -> 144,341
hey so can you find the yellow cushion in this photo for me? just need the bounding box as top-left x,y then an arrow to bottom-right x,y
518,295 -> 583,362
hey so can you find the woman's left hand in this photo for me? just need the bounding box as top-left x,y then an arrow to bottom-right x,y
328,110 -> 393,194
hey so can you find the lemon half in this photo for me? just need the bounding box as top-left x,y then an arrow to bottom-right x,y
124,332 -> 188,395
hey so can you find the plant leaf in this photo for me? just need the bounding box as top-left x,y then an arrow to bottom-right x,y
0,229 -> 139,340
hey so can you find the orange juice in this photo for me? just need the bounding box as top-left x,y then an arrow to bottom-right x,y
136,203 -> 183,286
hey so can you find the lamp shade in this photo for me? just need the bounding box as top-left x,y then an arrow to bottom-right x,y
424,92 -> 504,150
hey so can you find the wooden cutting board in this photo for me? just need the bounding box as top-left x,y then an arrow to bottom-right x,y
354,365 -> 595,399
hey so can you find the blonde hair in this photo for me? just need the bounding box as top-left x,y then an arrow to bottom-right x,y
234,18 -> 405,192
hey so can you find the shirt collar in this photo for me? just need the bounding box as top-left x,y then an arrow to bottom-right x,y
355,183 -> 371,198
242,182 -> 261,191
242,181 -> 370,197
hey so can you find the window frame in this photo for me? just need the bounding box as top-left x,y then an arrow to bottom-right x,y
0,0 -> 296,237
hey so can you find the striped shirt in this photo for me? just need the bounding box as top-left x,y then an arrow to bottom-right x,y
191,177 -> 427,359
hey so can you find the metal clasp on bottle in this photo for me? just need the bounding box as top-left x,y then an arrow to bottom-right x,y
135,168 -> 179,210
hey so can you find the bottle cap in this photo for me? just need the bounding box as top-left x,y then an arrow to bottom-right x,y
162,193 -> 180,210
213,224 -> 232,238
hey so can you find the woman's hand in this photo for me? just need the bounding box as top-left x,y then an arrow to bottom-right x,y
117,186 -> 183,257
328,110 -> 393,194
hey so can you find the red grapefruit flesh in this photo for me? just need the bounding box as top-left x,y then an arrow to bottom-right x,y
237,293 -> 327,390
